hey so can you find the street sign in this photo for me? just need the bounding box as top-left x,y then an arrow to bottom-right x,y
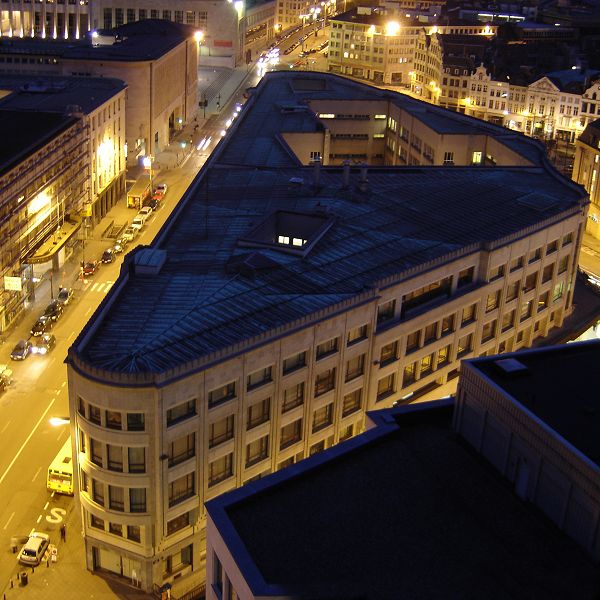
4,276 -> 21,291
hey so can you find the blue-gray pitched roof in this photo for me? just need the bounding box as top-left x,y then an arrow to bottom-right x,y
69,72 -> 586,380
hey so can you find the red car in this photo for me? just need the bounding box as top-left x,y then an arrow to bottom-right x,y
81,261 -> 99,276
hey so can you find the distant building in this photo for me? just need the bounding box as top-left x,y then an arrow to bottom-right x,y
0,75 -> 125,332
0,20 -> 198,165
205,398 -> 599,599
67,71 -> 586,593
456,340 -> 600,561
573,118 -> 600,238
0,0 -> 244,65
91,0 -> 243,65
327,7 -> 495,88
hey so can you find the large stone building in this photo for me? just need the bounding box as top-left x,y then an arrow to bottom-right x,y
205,397 -> 600,599
0,74 -> 126,224
0,20 -> 198,165
67,71 -> 587,594
0,75 -> 125,332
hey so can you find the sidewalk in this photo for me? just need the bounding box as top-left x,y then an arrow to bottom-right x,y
154,65 -> 253,170
0,65 -> 254,600
2,502 -> 151,600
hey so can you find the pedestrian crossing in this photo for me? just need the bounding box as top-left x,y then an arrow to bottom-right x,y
84,281 -> 114,294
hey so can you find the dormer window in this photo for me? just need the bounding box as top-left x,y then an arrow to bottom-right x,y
239,210 -> 334,257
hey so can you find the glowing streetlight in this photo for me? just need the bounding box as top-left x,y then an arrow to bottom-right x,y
142,155 -> 154,195
194,30 -> 204,43
385,21 -> 400,36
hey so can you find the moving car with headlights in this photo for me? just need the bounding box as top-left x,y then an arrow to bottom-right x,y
10,339 -> 32,360
56,287 -> 73,306
32,334 -> 56,355
18,532 -> 50,565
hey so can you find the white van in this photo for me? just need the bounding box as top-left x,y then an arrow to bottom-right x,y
131,214 -> 146,230
18,532 -> 50,565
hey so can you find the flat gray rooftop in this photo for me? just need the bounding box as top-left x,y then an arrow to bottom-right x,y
471,340 -> 600,468
0,74 -> 126,114
209,404 -> 599,599
0,109 -> 76,175
0,19 -> 192,62
70,71 -> 586,380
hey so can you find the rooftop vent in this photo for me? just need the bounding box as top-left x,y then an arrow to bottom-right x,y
493,357 -> 529,376
517,192 -> 559,212
132,248 -> 167,276
226,252 -> 280,279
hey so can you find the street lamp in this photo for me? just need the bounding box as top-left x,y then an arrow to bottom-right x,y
299,13 -> 310,52
142,155 -> 154,195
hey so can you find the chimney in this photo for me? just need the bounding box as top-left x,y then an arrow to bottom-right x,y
342,160 -> 351,188
313,158 -> 321,189
358,162 -> 368,193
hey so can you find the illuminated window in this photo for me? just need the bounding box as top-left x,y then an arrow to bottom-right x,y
472,151 -> 482,164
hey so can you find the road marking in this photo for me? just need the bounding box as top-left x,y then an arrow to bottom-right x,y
84,307 -> 92,317
67,331 -> 76,341
32,466 -> 42,482
36,515 -> 42,524
3,512 -> 14,530
43,501 -> 49,510
0,398 -> 55,485
61,382 -> 66,388
45,507 -> 66,524
0,419 -> 10,434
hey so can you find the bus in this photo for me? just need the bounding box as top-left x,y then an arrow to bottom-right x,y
126,173 -> 152,209
47,438 -> 74,495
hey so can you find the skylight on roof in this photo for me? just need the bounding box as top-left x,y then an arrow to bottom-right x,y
238,210 -> 334,257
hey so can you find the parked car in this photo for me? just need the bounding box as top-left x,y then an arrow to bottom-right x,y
155,183 -> 168,195
101,248 -> 115,264
18,532 -> 50,565
44,300 -> 64,321
112,242 -> 124,254
121,226 -> 138,243
143,197 -> 159,211
56,287 -> 73,306
10,339 -> 32,361
32,334 -> 56,355
139,206 -> 152,217
81,261 -> 99,277
131,215 -> 146,231
30,315 -> 52,337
